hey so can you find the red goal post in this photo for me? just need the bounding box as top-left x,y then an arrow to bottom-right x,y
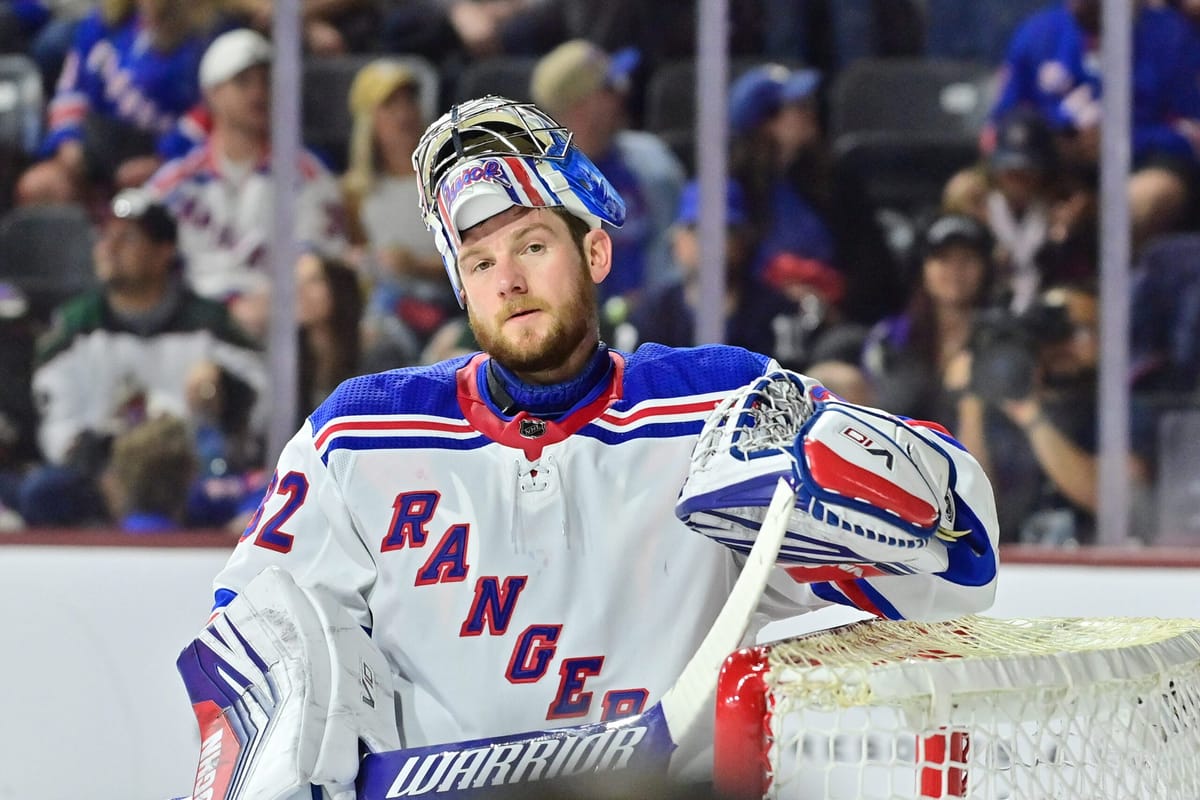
714,615 -> 1200,799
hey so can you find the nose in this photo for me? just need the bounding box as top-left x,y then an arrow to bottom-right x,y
492,253 -> 527,297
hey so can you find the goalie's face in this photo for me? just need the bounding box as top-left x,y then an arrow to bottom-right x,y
459,206 -> 611,383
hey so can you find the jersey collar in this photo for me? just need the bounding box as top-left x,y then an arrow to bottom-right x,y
456,351 -> 625,461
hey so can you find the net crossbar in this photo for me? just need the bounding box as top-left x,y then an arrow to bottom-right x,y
713,616 -> 1200,799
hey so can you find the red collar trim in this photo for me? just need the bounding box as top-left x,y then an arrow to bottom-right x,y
455,352 -> 626,461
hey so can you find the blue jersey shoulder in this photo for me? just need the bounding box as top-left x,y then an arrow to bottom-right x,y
308,355 -> 475,430
618,343 -> 770,406
309,345 -> 770,432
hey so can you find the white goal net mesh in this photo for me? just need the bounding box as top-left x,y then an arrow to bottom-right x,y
714,616 -> 1200,800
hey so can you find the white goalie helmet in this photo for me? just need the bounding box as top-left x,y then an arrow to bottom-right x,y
412,95 -> 627,306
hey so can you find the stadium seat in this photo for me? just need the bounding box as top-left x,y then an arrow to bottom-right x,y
452,57 -> 538,105
1130,233 -> 1200,393
301,54 -> 440,173
0,54 -> 42,154
0,54 -> 43,216
643,57 -> 808,135
828,0 -> 924,67
656,127 -> 696,175
643,60 -> 697,134
830,130 -> 979,269
1155,407 -> 1200,545
925,0 -> 1049,64
0,204 -> 96,322
829,58 -> 995,141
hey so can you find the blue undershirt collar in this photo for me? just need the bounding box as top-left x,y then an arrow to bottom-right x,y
487,344 -> 612,421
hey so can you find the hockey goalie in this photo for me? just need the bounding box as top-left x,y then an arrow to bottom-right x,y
172,90 -> 999,800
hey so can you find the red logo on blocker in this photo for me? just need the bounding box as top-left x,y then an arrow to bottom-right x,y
840,426 -> 874,448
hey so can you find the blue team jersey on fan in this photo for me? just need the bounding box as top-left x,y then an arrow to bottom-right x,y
41,10 -> 208,160
991,1 -> 1200,163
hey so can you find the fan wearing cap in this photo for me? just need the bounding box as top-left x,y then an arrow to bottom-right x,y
187,94 -> 1000,799
627,178 -> 793,357
342,59 -> 459,363
19,188 -> 267,527
530,39 -> 685,305
726,66 -> 850,312
17,0 -> 215,205
981,110 -> 1058,313
144,28 -> 348,309
861,213 -> 997,428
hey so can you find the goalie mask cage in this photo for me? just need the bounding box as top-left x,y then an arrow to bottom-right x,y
713,616 -> 1200,800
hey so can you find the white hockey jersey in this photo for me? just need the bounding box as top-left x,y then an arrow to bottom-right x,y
145,140 -> 347,301
213,344 -> 998,753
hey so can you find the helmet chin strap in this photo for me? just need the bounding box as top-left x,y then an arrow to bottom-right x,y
485,359 -> 519,415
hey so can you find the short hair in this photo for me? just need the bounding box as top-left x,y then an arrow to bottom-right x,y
550,206 -> 592,263
108,415 -> 196,520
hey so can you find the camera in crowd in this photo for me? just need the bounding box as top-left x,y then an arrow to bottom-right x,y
968,299 -> 1076,401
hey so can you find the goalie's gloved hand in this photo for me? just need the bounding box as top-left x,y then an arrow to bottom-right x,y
676,371 -> 961,576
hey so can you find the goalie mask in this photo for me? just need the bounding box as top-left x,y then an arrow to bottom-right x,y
412,95 -> 627,306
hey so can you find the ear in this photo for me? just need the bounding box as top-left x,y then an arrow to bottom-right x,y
583,228 -> 612,285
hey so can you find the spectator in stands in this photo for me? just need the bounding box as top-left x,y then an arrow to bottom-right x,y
223,0 -> 380,54
984,110 -> 1059,313
144,28 -> 347,325
985,0 -> 1200,249
100,413 -> 197,533
729,65 -> 834,287
17,0 -> 217,206
1177,0 -> 1200,26
945,110 -> 1099,307
861,214 -> 997,428
0,283 -> 39,520
380,0 -> 766,92
627,179 -> 793,355
18,188 -> 266,526
1129,232 -> 1200,394
942,165 -> 991,225
951,281 -> 1156,544
760,0 -> 924,72
343,58 -> 459,369
296,250 -> 364,425
180,356 -> 265,528
0,0 -> 92,93
0,3 -> 45,61
382,0 -> 543,63
1035,160 -> 1100,289
727,63 -> 895,326
530,39 -> 685,311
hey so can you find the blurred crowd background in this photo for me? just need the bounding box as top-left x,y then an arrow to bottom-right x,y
1,0 -> 1199,548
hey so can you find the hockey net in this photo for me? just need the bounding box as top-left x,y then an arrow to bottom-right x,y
713,615 -> 1200,799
